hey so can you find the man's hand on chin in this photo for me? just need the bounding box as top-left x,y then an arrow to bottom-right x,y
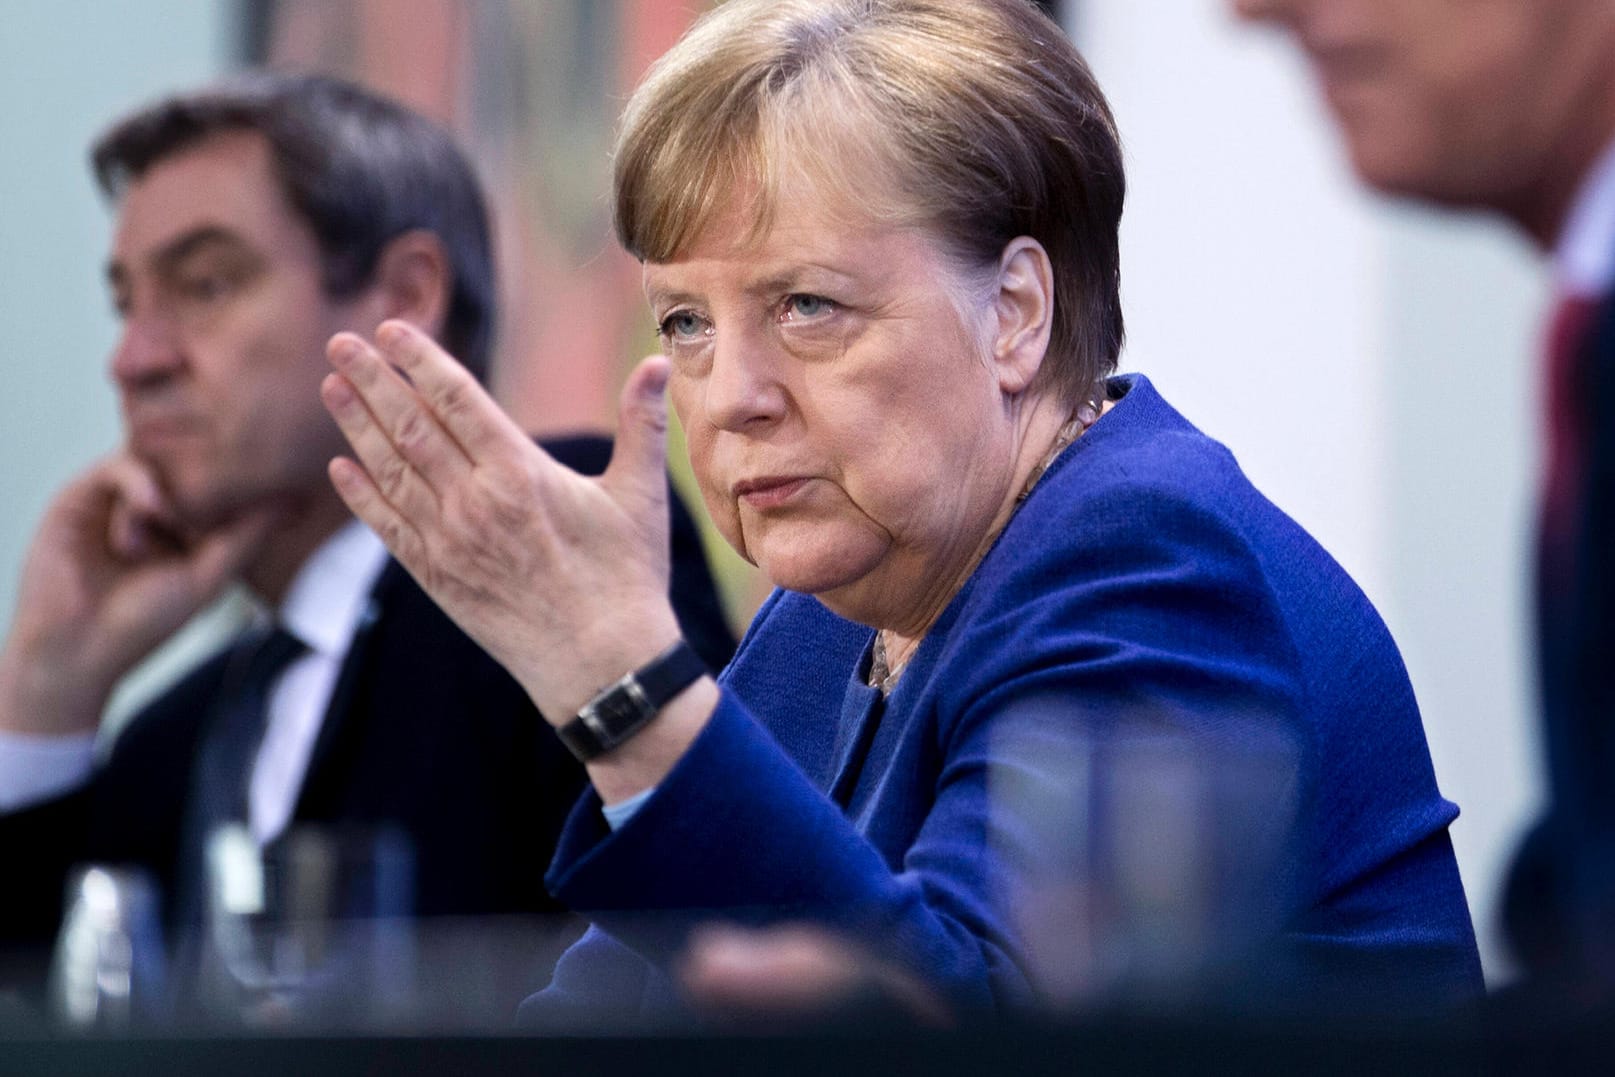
0,453 -> 282,738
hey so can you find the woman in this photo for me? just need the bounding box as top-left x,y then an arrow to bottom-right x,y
319,0 -> 1481,1021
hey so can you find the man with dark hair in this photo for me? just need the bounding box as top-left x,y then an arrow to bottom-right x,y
0,72 -> 733,1005
1230,0 -> 1615,992
91,73 -> 498,380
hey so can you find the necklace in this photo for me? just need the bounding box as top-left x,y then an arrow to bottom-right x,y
1016,398 -> 1100,505
870,392 -> 1105,695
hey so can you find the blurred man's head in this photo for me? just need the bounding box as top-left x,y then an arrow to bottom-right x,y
94,73 -> 495,530
1233,0 -> 1615,243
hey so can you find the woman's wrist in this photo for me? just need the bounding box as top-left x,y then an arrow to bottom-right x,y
583,674 -> 720,805
509,602 -> 685,727
556,639 -> 708,762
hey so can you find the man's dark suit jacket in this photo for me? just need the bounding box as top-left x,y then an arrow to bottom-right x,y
0,434 -> 734,997
1507,283 -> 1615,983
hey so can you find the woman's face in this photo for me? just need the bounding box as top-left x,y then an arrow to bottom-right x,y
647,194 -> 1037,631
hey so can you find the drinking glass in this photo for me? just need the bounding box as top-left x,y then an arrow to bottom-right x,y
991,701 -> 1302,1015
49,865 -> 168,1029
193,823 -> 416,1029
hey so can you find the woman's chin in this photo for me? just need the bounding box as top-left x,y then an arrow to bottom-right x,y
754,540 -> 888,601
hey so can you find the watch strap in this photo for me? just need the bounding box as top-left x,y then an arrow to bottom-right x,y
556,640 -> 707,762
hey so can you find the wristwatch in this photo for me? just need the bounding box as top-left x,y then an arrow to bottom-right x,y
556,640 -> 707,762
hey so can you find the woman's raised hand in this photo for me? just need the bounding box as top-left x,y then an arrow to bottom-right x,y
320,320 -> 686,724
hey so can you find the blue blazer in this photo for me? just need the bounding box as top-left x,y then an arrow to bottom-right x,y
524,377 -> 1481,1024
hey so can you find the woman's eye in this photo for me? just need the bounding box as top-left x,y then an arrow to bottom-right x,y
784,294 -> 834,320
659,310 -> 709,341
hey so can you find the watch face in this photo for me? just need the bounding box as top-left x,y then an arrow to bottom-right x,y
561,645 -> 700,763
584,683 -> 652,746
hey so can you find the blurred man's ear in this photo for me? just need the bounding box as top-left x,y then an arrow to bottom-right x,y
368,229 -> 451,345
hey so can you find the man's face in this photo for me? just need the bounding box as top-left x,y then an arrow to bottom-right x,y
1232,0 -> 1604,210
107,130 -> 379,531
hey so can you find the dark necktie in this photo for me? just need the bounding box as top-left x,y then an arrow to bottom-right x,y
175,625 -> 307,927
195,625 -> 308,829
1538,291 -> 1605,822
1539,292 -> 1601,599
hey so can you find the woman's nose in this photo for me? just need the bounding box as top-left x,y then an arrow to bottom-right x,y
702,331 -> 789,432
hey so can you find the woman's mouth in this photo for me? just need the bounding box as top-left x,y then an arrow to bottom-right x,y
734,476 -> 811,510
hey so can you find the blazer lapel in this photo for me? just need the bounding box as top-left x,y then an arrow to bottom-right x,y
825,650 -> 886,809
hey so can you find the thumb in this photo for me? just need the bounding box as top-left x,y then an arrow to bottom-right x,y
602,354 -> 672,510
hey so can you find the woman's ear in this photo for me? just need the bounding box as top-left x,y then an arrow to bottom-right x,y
989,236 -> 1054,395
367,229 -> 452,343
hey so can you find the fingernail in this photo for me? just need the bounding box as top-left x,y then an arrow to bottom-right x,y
119,526 -> 147,559
642,364 -> 669,398
377,320 -> 410,348
322,374 -> 355,409
328,336 -> 362,368
328,459 -> 360,492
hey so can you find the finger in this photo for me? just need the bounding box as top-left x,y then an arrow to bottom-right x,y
96,456 -> 181,559
600,355 -> 672,513
680,926 -> 853,1010
326,331 -> 470,494
369,320 -> 530,462
98,454 -> 171,522
326,456 -> 431,577
680,925 -> 951,1028
108,503 -> 163,561
321,368 -> 442,523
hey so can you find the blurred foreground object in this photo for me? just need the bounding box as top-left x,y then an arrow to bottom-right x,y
194,824 -> 413,1029
679,924 -> 953,1030
50,866 -> 166,1030
993,717 -> 1301,1014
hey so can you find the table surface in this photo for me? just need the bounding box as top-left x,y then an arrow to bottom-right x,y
3,1007 -> 1612,1077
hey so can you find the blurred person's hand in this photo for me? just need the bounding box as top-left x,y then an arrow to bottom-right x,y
679,923 -> 953,1030
0,453 -> 279,736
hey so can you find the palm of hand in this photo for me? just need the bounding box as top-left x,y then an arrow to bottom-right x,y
0,459 -> 273,734
322,321 -> 683,721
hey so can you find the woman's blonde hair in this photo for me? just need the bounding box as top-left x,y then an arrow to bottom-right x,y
614,0 -> 1125,403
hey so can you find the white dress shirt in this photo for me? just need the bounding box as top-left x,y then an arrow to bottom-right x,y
248,521 -> 389,843
1555,136 -> 1615,298
0,521 -> 390,847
